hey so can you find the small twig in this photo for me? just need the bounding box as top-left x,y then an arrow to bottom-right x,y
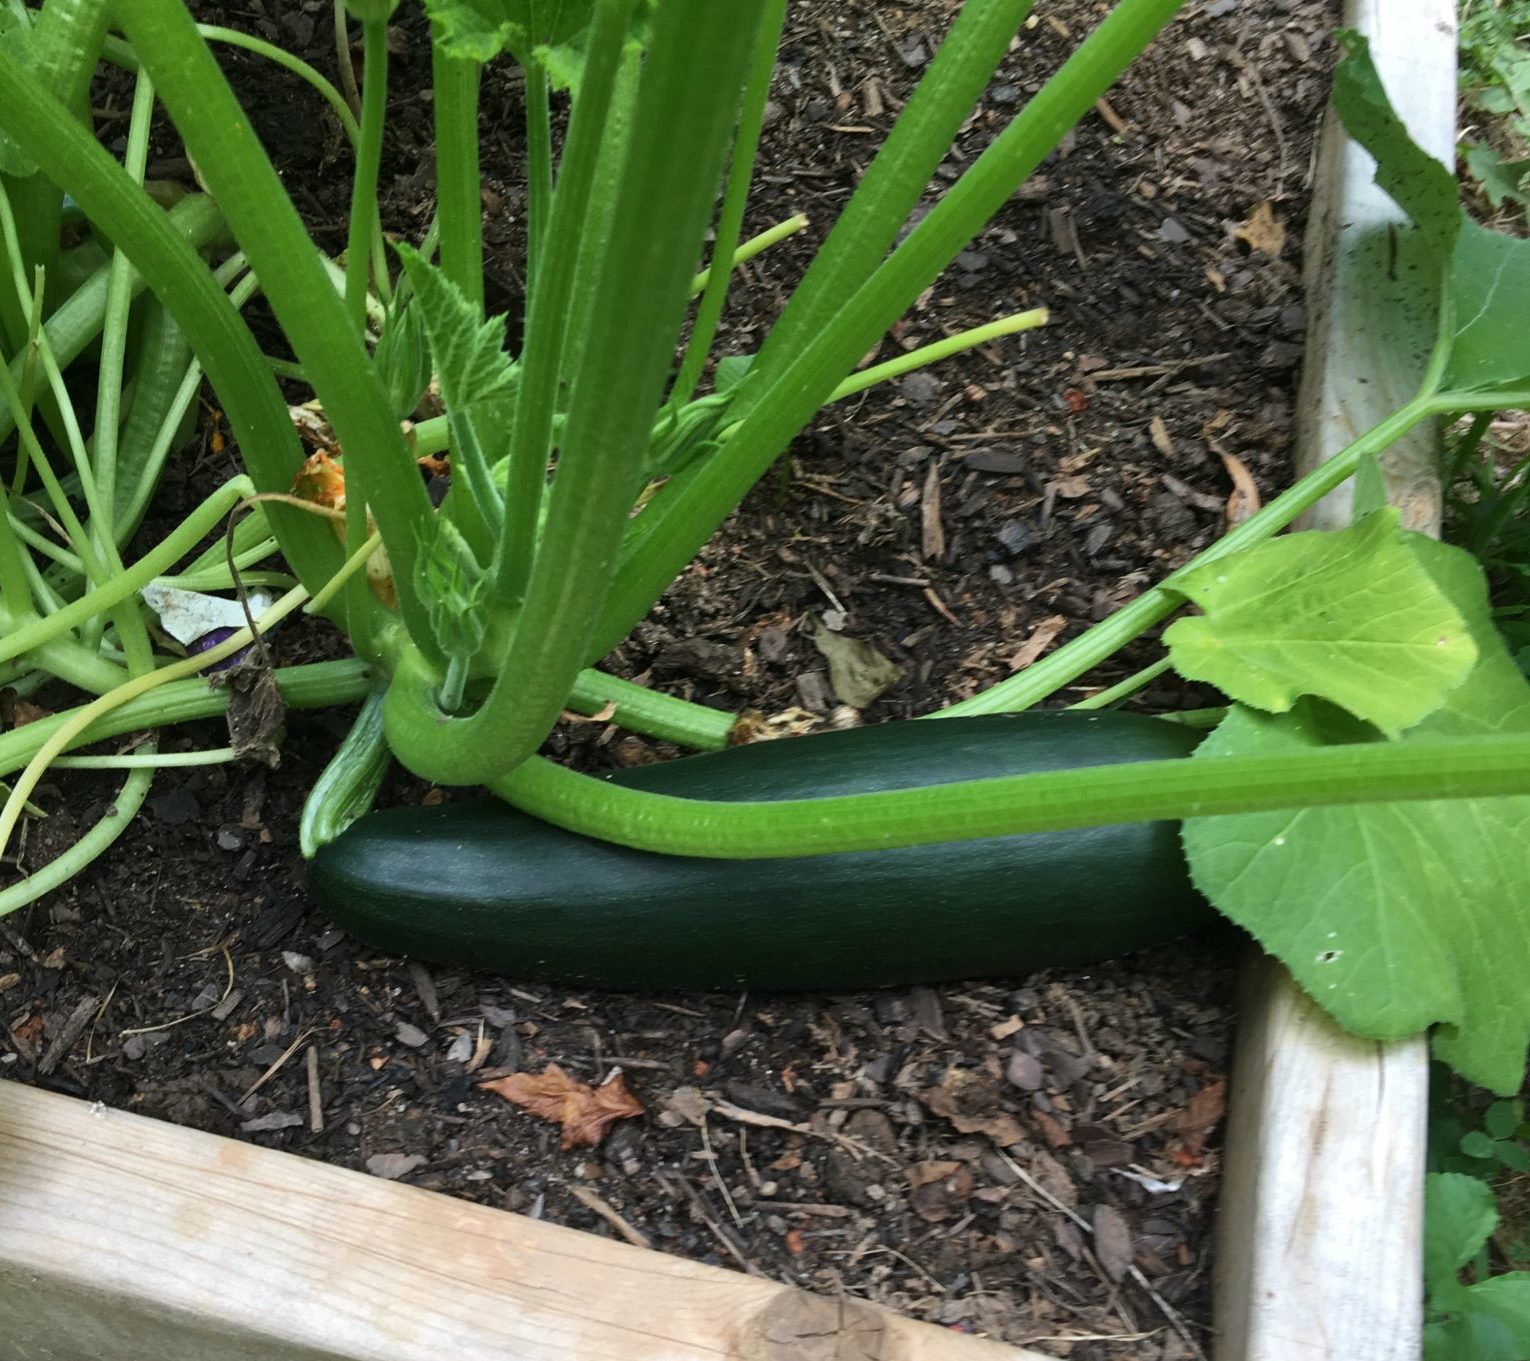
240,1026 -> 316,1106
569,1185 -> 652,1250
38,994 -> 98,1075
701,1117 -> 744,1228
306,1044 -> 325,1133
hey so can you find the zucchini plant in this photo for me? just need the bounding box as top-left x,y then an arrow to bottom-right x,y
1,4 -> 1530,1090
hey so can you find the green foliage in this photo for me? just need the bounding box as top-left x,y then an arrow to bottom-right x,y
371,294 -> 432,422
415,515 -> 489,664
1458,0 -> 1530,221
1182,538 -> 1530,1094
394,244 -> 516,410
1423,1173 -> 1530,1360
1334,33 -> 1530,395
1163,510 -> 1476,738
422,0 -> 643,89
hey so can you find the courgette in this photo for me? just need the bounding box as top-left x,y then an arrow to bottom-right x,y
308,711 -> 1214,991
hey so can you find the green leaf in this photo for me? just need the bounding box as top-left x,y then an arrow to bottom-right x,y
1462,1130 -> 1501,1161
1462,1274 -> 1530,1349
395,243 -> 516,413
1330,32 -> 1460,258
1424,1313 -> 1520,1361
1164,510 -> 1476,738
1486,1101 -> 1521,1141
424,0 -> 595,69
1426,1173 -> 1498,1292
713,353 -> 756,395
1498,1141 -> 1530,1174
1182,537 -> 1530,1093
1444,221 -> 1530,393
415,515 -> 489,660
373,295 -> 433,421
1463,142 -> 1530,212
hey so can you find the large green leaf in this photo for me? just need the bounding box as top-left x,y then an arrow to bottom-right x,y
1164,510 -> 1476,738
1330,32 -> 1460,257
424,0 -> 599,82
1444,221 -> 1530,392
1331,33 -> 1530,397
1183,537 -> 1530,1093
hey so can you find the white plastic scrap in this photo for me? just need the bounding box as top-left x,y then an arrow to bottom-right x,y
141,582 -> 276,647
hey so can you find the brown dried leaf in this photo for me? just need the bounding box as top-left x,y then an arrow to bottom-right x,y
1166,1076 -> 1227,1165
290,450 -> 346,509
480,1064 -> 644,1150
210,659 -> 286,769
908,1160 -> 973,1223
1007,614 -> 1067,672
1234,200 -> 1286,256
919,1067 -> 1026,1147
1219,450 -> 1261,527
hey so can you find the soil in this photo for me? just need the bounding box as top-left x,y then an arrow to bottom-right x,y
2,2 -> 1341,1356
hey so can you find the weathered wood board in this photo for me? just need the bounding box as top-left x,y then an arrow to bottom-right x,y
0,1081 -> 1044,1361
1213,0 -> 1456,1357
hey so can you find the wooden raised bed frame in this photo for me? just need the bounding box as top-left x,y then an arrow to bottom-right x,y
0,2 -> 1455,1357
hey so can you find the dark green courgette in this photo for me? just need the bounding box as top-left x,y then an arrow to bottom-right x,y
308,711 -> 1213,991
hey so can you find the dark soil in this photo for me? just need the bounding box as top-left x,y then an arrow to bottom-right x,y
2,2 -> 1340,1356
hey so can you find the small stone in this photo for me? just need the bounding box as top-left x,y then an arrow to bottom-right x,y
394,1022 -> 429,1048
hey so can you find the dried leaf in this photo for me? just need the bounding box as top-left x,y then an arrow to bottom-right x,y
1166,1077 -> 1227,1165
1234,200 -> 1286,256
809,617 -> 903,709
1219,450 -> 1262,527
209,658 -> 286,768
1007,614 -> 1068,672
1148,414 -> 1176,459
366,1152 -> 426,1180
908,1160 -> 973,1222
1092,1203 -> 1134,1282
290,450 -> 346,509
918,1067 -> 1027,1147
480,1063 -> 644,1149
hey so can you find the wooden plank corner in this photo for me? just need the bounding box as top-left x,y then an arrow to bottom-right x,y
0,1082 -> 1046,1361
1213,1 -> 1455,1358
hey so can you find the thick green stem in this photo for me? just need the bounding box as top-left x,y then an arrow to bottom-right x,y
524,64 -> 553,287
96,0 -> 432,647
497,0 -> 636,606
566,669 -> 735,750
936,392 -> 1439,716
590,0 -> 1186,661
491,733 -> 1530,860
744,0 -> 1035,398
430,39 -> 483,312
668,0 -> 788,409
0,478 -> 254,668
0,659 -> 373,779
345,18 -> 389,335
383,0 -> 765,787
91,68 -> 157,554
